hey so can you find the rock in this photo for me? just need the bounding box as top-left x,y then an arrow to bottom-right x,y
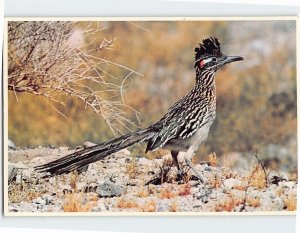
21,169 -> 32,182
189,180 -> 200,187
8,163 -> 18,184
33,197 -> 46,205
42,194 -> 54,205
92,202 -> 107,212
280,181 -> 295,189
60,184 -> 72,194
30,157 -> 47,166
83,142 -> 97,148
8,139 -> 16,150
224,178 -> 242,189
96,181 -> 125,197
59,147 -> 69,152
8,162 -> 29,184
76,182 -> 86,190
194,188 -> 212,203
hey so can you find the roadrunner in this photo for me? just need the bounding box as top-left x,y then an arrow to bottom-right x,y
35,37 -> 243,182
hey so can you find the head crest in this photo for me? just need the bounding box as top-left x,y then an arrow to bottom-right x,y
194,37 -> 222,67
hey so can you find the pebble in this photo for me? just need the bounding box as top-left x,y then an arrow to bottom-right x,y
224,178 -> 242,189
8,139 -> 17,150
96,181 -> 125,197
8,163 -> 18,184
281,181 -> 295,189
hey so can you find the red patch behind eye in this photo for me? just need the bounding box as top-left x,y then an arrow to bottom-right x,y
199,60 -> 205,68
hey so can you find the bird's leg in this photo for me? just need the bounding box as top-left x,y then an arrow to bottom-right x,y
171,150 -> 184,181
184,147 -> 206,184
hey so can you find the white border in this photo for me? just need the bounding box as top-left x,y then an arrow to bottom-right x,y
3,16 -> 298,218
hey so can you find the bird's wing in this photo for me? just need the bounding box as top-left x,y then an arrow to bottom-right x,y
146,96 -> 211,151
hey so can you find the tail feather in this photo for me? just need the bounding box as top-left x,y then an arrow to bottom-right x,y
35,128 -> 153,176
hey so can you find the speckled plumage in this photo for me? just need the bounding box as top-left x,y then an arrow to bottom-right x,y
36,37 -> 243,181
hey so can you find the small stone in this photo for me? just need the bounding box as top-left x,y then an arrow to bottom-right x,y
8,139 -> 16,150
189,180 -> 200,187
59,147 -> 70,152
281,181 -> 295,189
42,194 -> 54,205
33,197 -> 46,205
76,182 -> 86,190
210,193 -> 217,199
194,188 -> 212,202
61,185 -> 72,194
224,178 -> 242,189
83,142 -> 97,148
204,166 -> 212,172
21,169 -> 32,182
8,163 -> 18,184
92,202 -> 107,212
96,181 -> 125,197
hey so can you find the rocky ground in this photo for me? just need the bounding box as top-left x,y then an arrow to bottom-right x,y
7,143 -> 297,213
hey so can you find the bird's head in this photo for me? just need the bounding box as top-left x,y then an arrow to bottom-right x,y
194,37 -> 243,72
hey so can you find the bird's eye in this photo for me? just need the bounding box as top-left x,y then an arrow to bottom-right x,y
212,57 -> 217,62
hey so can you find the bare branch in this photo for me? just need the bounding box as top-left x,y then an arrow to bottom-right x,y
8,21 -> 143,135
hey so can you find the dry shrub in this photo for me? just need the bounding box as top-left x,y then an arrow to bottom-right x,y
285,192 -> 297,211
69,171 -> 78,190
116,198 -> 139,209
159,187 -> 176,199
141,200 -> 157,212
63,193 -> 96,212
207,152 -> 218,167
275,186 -> 285,197
222,167 -> 235,179
288,169 -> 298,182
136,188 -> 149,198
246,196 -> 261,207
125,159 -> 140,179
214,194 -> 244,212
169,201 -> 178,212
8,182 -> 42,203
179,183 -> 192,196
209,175 -> 222,189
248,164 -> 267,190
148,184 -> 157,195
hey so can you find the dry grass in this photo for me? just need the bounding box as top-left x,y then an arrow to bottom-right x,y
62,193 -> 97,212
214,194 -> 244,212
275,186 -> 285,197
136,188 -> 149,198
209,175 -> 222,189
248,164 -> 267,190
207,152 -> 218,167
159,187 -> 176,199
169,201 -> 178,212
285,192 -> 297,211
8,182 -> 44,203
69,171 -> 79,190
125,159 -> 140,179
288,169 -> 298,182
116,198 -> 139,209
141,200 -> 157,212
178,184 -> 192,196
246,196 -> 261,207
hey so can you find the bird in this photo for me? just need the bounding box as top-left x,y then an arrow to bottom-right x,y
35,37 -> 243,183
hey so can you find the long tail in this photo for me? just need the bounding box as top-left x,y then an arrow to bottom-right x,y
35,128 -> 154,176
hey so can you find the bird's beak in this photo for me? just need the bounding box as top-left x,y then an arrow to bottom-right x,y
223,55 -> 244,65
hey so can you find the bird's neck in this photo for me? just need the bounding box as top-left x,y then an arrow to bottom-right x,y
195,69 -> 216,93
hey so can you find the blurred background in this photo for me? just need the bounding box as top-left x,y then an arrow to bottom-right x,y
8,20 -> 297,171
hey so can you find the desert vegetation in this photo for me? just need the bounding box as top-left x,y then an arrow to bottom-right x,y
7,20 -> 297,213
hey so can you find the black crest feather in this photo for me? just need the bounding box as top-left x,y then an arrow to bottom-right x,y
194,37 -> 222,67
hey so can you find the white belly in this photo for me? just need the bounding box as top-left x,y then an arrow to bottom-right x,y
163,123 -> 211,152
